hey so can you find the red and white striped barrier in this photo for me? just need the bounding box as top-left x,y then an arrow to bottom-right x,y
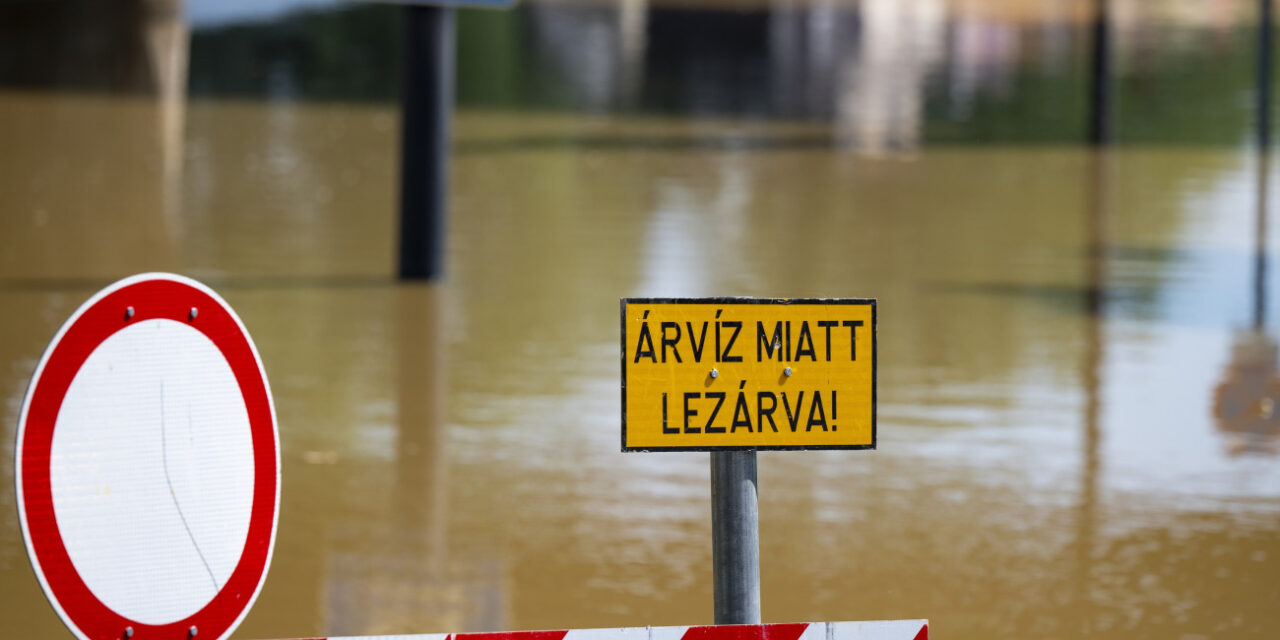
281,620 -> 928,640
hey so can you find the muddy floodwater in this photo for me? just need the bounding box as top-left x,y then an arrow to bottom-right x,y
2,1 -> 1279,639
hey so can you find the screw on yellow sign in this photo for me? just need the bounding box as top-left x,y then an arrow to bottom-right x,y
621,298 -> 876,452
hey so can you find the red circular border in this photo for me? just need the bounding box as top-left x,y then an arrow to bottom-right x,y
18,277 -> 278,640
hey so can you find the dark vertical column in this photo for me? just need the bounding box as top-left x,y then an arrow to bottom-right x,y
1256,0 -> 1273,330
399,5 -> 456,281
1088,0 -> 1111,146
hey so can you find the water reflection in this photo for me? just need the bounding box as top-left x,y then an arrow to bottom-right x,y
1213,331 -> 1280,453
1074,146 -> 1107,631
1211,144 -> 1279,454
1210,3 -> 1278,456
324,284 -> 507,635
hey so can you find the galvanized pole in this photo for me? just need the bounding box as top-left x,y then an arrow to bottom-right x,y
711,450 -> 761,625
398,5 -> 455,281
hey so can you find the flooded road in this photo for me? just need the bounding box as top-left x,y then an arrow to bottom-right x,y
2,1 -> 1279,639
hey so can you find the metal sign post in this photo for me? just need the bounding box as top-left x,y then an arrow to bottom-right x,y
711,451 -> 760,624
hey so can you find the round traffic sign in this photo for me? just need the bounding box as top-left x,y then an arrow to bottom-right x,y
15,273 -> 280,640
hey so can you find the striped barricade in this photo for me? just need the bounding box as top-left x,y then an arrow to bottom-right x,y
281,620 -> 928,640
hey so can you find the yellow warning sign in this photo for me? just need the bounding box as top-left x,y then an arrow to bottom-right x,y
621,298 -> 875,452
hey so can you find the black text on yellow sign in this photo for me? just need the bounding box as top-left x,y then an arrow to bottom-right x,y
621,298 -> 876,452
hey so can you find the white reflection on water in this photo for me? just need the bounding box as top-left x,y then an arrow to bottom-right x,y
1099,148 -> 1280,513
637,157 -> 754,297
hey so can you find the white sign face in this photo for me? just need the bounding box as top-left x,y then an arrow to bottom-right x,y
15,273 -> 280,640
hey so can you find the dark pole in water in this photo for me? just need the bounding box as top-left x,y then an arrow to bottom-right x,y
1088,0 -> 1111,146
711,451 -> 761,624
398,5 -> 456,281
1259,0 -> 1273,154
1256,0 -> 1273,330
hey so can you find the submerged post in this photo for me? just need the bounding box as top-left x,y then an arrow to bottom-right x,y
1088,0 -> 1111,146
711,450 -> 761,625
398,5 -> 456,280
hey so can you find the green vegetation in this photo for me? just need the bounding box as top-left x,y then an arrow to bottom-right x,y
923,24 -> 1276,146
188,4 -> 402,101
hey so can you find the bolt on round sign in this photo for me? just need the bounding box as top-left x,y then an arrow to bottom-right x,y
15,273 -> 280,640
621,298 -> 876,452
